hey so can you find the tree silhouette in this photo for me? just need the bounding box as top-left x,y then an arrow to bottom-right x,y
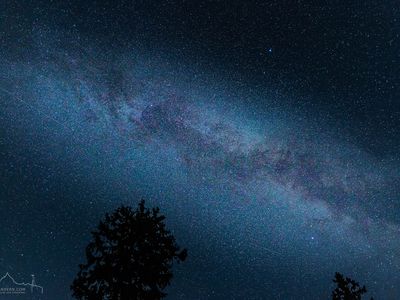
332,272 -> 372,300
71,200 -> 187,300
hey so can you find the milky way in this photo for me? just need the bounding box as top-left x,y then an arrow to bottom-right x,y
2,30 -> 400,298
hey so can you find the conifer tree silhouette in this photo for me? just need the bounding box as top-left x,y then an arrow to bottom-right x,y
332,272 -> 372,300
71,200 -> 187,300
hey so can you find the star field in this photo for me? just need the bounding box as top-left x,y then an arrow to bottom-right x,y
1,1 -> 400,299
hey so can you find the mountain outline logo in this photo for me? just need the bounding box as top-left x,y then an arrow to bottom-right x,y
0,272 -> 43,295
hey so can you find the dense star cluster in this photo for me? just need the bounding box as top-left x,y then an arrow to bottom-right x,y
1,0 -> 399,299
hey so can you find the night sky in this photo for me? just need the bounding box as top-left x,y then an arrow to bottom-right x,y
1,1 -> 400,299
